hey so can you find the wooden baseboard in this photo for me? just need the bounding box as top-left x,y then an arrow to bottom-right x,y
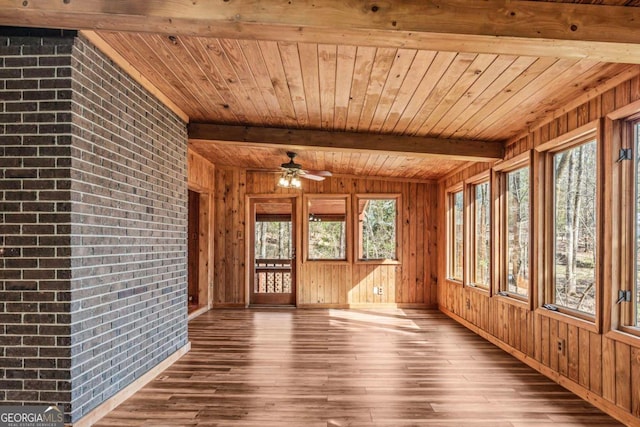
210,303 -> 246,308
296,303 -> 434,309
439,306 -> 639,427
297,303 -> 350,309
187,305 -> 209,320
348,303 -> 434,309
70,342 -> 191,427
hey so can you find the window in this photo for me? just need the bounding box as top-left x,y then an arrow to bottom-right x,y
306,196 -> 348,261
620,117 -> 640,331
634,121 -> 640,327
447,189 -> 464,281
356,195 -> 399,261
497,161 -> 530,299
471,180 -> 490,288
550,139 -> 598,316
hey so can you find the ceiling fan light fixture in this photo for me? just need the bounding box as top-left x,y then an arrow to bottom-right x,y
277,169 -> 302,189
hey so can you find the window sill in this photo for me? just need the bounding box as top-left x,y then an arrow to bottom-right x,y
494,293 -> 529,308
535,307 -> 598,333
606,328 -> 640,348
466,283 -> 490,296
446,278 -> 463,286
355,259 -> 401,265
304,259 -> 350,265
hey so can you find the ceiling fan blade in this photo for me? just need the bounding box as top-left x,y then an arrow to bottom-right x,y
304,170 -> 332,177
301,173 -> 326,181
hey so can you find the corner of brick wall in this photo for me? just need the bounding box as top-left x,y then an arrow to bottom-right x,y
1,31 -> 189,424
0,32 -> 76,418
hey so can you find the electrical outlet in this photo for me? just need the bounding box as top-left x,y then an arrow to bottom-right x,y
557,338 -> 566,355
466,299 -> 471,309
378,287 -> 383,296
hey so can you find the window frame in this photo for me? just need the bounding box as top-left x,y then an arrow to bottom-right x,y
303,194 -> 350,264
446,184 -> 464,283
466,172 -> 491,291
353,194 -> 401,265
617,113 -> 640,337
493,152 -> 532,305
535,121 -> 602,329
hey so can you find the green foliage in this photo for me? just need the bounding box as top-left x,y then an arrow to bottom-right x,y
255,221 -> 291,259
309,221 -> 346,259
361,199 -> 397,260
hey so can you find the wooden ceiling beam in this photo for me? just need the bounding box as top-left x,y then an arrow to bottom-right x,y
1,0 -> 640,63
188,123 -> 504,162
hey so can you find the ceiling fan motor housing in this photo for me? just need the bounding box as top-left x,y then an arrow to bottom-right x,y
282,151 -> 302,169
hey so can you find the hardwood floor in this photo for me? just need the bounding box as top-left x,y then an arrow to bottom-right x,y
95,309 -> 623,427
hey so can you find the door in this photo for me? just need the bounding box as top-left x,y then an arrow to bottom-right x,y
250,197 -> 296,305
187,190 -> 200,309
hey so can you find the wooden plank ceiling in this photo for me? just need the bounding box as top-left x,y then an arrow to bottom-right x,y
9,0 -> 637,180
95,30 -> 634,179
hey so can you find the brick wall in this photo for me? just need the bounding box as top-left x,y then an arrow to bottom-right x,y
0,30 -> 188,423
0,31 -> 75,415
67,36 -> 188,422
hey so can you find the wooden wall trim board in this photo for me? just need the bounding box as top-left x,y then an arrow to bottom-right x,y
210,303 -> 246,309
189,123 -> 504,162
187,149 -> 216,310
70,343 -> 191,427
80,31 -> 189,123
607,97 -> 640,120
533,119 -> 599,153
440,307 -> 639,427
7,1 -> 640,64
252,171 -> 439,186
187,305 -> 209,321
331,173 -> 436,186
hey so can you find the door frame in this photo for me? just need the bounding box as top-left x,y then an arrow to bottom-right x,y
186,185 -> 212,318
245,194 -> 301,307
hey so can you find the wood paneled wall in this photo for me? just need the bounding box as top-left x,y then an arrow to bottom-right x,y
187,148 -> 215,308
438,73 -> 640,426
212,169 -> 438,308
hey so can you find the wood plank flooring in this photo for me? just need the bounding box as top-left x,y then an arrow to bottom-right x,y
95,309 -> 623,427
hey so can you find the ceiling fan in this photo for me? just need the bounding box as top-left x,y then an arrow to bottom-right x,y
277,151 -> 332,188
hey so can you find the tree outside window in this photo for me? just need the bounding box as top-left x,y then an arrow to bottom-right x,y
473,182 -> 490,287
357,197 -> 398,261
450,191 -> 464,281
505,167 -> 530,297
552,140 -> 597,315
307,197 -> 347,261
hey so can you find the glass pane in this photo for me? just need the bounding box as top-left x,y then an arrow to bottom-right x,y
359,198 -> 397,260
636,123 -> 640,325
254,203 -> 292,260
506,168 -> 529,297
474,182 -> 490,287
452,191 -> 464,280
308,198 -> 347,260
553,141 -> 597,315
